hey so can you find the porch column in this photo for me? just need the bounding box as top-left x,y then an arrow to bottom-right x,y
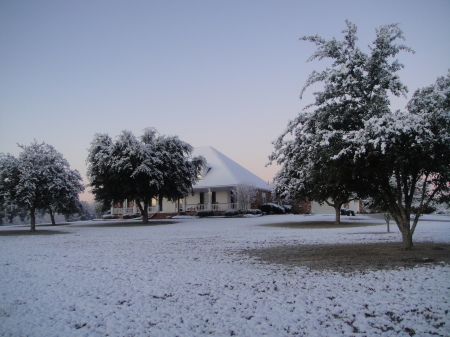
207,188 -> 212,211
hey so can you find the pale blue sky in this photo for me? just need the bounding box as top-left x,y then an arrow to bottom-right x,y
1,0 -> 449,201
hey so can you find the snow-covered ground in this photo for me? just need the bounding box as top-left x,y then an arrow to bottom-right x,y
1,214 -> 449,336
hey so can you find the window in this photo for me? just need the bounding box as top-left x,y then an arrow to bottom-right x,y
212,191 -> 216,204
262,192 -> 267,204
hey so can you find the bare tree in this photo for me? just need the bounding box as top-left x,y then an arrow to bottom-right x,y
232,184 -> 257,213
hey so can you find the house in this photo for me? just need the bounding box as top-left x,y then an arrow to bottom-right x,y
310,200 -> 362,214
111,146 -> 271,218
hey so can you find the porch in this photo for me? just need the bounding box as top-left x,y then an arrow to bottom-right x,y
112,202 -> 238,216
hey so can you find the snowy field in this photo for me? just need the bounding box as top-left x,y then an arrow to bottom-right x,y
1,214 -> 449,336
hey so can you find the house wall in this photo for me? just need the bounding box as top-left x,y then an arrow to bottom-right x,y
160,199 -> 179,213
113,187 -> 271,217
184,188 -> 230,206
290,200 -> 312,214
311,202 -> 336,214
311,200 -> 361,214
252,190 -> 271,209
345,200 -> 361,212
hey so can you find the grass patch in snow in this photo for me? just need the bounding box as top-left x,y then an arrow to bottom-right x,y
245,242 -> 450,272
261,221 -> 382,229
67,220 -> 179,227
0,229 -> 70,236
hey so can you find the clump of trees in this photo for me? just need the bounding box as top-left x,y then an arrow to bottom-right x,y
86,128 -> 205,223
0,141 -> 85,231
270,21 -> 449,249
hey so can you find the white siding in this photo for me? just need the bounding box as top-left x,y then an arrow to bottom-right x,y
311,200 -> 360,214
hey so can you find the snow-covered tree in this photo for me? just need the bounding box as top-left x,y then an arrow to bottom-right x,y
347,73 -> 450,249
87,128 -> 205,223
270,112 -> 358,224
231,184 -> 257,213
0,141 -> 84,231
65,201 -> 96,222
270,21 -> 411,224
41,152 -> 85,225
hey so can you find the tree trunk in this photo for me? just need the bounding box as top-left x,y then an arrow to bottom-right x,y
136,200 -> 149,224
384,213 -> 391,233
30,208 -> 36,232
141,210 -> 149,224
391,210 -> 414,250
49,209 -> 56,225
334,205 -> 341,225
400,229 -> 414,250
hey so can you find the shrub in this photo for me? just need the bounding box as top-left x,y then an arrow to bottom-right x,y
197,210 -> 215,217
246,209 -> 262,215
282,205 -> 292,214
259,203 -> 285,214
123,213 -> 139,219
224,209 -> 240,217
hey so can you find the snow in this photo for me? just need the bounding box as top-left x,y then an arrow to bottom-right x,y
1,214 -> 449,336
192,147 -> 271,190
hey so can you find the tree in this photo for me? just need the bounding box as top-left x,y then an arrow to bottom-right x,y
270,21 -> 411,224
232,184 -> 257,213
65,201 -> 96,222
347,73 -> 450,249
87,128 -> 205,223
0,201 -> 28,225
270,112 -> 358,224
0,141 -> 84,231
43,156 -> 85,225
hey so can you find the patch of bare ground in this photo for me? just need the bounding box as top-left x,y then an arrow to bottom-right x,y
244,242 -> 450,273
0,229 -> 70,236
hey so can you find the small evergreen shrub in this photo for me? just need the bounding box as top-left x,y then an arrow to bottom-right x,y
123,213 -> 139,219
224,209 -> 240,217
197,210 -> 215,217
246,209 -> 262,215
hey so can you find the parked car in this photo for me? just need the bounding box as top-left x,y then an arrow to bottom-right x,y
123,213 -> 140,219
259,203 -> 285,214
101,211 -> 116,219
340,208 -> 355,216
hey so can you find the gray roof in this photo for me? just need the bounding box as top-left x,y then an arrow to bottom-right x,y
192,147 -> 270,191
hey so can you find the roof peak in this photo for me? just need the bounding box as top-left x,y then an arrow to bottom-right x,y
192,147 -> 270,190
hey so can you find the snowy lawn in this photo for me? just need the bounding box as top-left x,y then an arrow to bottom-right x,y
1,214 -> 449,336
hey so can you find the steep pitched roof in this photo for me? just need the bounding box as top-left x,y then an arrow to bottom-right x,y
192,147 -> 270,191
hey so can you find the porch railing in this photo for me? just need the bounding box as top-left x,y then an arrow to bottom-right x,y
112,207 -> 134,215
184,203 -> 237,212
113,203 -> 238,214
112,206 -> 158,215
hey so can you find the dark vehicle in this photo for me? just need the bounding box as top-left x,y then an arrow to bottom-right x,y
101,211 -> 116,219
341,208 -> 355,216
123,213 -> 140,219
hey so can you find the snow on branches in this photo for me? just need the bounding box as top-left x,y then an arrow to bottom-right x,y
87,128 -> 205,223
0,141 -> 84,230
271,21 -> 448,246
